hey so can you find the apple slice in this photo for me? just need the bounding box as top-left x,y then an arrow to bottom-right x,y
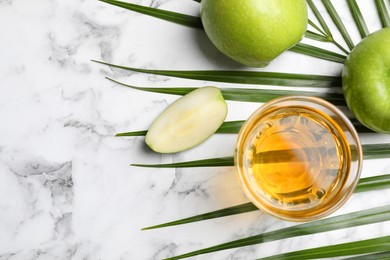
145,87 -> 228,153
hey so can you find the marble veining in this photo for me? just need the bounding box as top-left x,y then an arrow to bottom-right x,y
1,0 -> 390,259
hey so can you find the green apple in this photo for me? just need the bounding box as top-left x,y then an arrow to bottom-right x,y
342,27 -> 390,134
145,87 -> 228,153
200,0 -> 308,67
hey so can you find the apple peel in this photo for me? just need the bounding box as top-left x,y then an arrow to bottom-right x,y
145,87 -> 228,153
342,27 -> 390,134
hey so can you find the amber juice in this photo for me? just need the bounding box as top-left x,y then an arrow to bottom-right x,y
235,101 -> 358,221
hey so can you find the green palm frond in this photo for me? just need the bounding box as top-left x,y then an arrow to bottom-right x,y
361,144 -> 390,159
142,202 -> 257,231
132,157 -> 234,168
289,43 -> 347,62
93,60 -> 342,87
99,0 -> 203,28
115,118 -> 372,137
322,0 -> 355,50
116,121 -> 245,136
354,173 -> 390,192
163,205 -> 390,260
375,0 -> 390,27
106,77 -> 345,105
142,174 -> 390,230
257,236 -> 390,260
307,0 -> 333,37
307,0 -> 350,54
305,30 -> 330,42
347,0 -> 370,38
344,251 -> 390,260
308,19 -> 328,37
131,143 -> 390,167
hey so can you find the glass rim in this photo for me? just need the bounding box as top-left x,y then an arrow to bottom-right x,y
234,95 -> 363,222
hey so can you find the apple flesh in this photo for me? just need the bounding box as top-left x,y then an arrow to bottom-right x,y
342,27 -> 390,134
145,87 -> 228,153
200,0 -> 308,67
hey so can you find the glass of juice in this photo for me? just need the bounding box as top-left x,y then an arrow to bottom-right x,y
235,96 -> 363,221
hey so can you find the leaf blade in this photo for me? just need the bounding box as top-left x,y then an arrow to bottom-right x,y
143,174 -> 390,230
307,0 -> 333,37
305,30 -> 329,42
344,251 -> 390,260
115,120 -> 244,137
142,202 -> 257,230
131,157 -> 234,168
116,119 -> 373,138
116,130 -> 147,137
322,0 -> 355,50
92,60 -> 342,87
258,236 -> 390,260
164,206 -> 390,259
308,19 -> 327,37
354,174 -> 390,193
106,77 -> 346,105
99,0 -> 203,28
375,0 -> 390,27
346,0 -> 370,38
131,144 -> 390,168
362,144 -> 390,159
290,43 -> 346,63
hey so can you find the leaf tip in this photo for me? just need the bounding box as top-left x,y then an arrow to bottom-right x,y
140,226 -> 153,231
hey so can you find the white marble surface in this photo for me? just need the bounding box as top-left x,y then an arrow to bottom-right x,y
1,0 -> 390,259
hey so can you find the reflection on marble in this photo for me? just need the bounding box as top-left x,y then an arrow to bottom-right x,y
1,0 -> 390,259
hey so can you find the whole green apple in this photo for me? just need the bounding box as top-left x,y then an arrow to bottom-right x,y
200,0 -> 308,67
342,27 -> 390,134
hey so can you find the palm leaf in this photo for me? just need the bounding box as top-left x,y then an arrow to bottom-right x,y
115,121 -> 237,137
345,251 -> 390,260
132,157 -> 234,168
92,60 -> 342,87
116,121 -> 245,136
116,120 -> 372,137
142,202 -> 257,231
322,0 -> 355,50
163,205 -> 390,260
106,77 -> 346,105
130,157 -> 268,168
209,120 -> 244,134
289,43 -> 347,62
355,174 -> 390,193
116,130 -> 148,137
131,143 -> 390,168
362,144 -> 390,159
142,174 -> 390,230
307,0 -> 333,38
258,236 -> 390,260
306,0 -> 350,55
308,19 -> 327,37
108,79 -> 374,136
375,0 -> 390,27
117,120 -> 371,137
99,0 -> 203,28
346,0 -> 370,38
306,0 -> 349,55
305,30 -> 329,42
